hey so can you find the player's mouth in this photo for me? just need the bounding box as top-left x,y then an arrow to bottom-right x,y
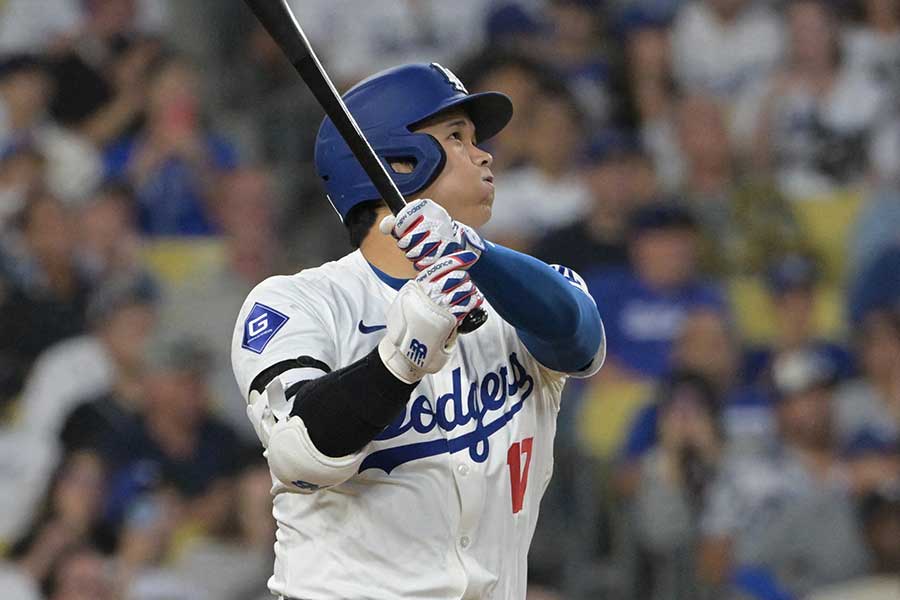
482,174 -> 494,187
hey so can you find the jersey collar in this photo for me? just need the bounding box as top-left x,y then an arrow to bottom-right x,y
366,261 -> 408,291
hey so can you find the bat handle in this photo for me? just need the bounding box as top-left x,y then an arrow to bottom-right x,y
458,307 -> 488,334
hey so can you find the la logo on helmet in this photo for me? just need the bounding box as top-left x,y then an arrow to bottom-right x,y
431,63 -> 468,94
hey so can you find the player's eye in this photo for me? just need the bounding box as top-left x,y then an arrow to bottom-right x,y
449,131 -> 464,142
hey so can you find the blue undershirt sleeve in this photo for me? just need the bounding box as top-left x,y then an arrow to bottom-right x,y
467,242 -> 604,374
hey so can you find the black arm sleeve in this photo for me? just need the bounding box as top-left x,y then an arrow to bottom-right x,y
288,347 -> 417,458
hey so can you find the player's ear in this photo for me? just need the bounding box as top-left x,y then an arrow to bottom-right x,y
389,159 -> 415,175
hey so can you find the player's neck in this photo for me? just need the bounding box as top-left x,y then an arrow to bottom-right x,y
359,219 -> 418,280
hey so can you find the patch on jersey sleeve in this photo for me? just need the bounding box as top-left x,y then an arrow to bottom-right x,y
241,303 -> 289,354
549,264 -> 592,299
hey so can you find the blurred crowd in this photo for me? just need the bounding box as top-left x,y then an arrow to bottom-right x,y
0,0 -> 898,599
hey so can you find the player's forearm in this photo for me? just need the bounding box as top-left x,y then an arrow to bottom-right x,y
289,347 -> 416,458
468,243 -> 604,371
264,346 -> 416,492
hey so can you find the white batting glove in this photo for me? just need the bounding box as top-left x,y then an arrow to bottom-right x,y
378,253 -> 485,383
379,199 -> 485,271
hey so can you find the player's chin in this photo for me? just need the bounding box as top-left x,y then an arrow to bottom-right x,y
470,193 -> 494,226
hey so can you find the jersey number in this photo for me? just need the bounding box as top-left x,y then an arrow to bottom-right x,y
507,437 -> 534,514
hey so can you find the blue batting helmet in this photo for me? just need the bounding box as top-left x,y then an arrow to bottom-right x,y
314,62 -> 513,221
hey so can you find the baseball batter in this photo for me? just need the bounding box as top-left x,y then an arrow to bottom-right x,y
231,63 -> 605,600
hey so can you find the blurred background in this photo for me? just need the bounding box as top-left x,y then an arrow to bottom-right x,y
0,0 -> 898,599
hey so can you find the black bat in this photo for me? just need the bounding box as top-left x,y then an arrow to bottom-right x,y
242,0 -> 487,334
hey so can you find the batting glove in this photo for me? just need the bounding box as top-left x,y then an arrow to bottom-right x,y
378,252 -> 485,383
379,199 -> 485,271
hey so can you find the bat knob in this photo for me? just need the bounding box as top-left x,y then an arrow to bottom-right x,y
458,307 -> 488,334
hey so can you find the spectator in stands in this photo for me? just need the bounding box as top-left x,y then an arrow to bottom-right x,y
483,2 -> 547,58
532,130 -> 652,274
160,456 -> 274,600
585,202 -> 725,379
159,168 -> 278,440
666,94 -> 806,276
615,308 -> 770,498
832,309 -> 900,453
629,371 -> 723,600
750,0 -> 890,199
620,8 -> 675,129
103,334 -> 242,527
0,54 -> 102,203
49,22 -> 162,148
17,273 -> 158,443
699,350 -> 869,598
0,192 -> 94,405
76,182 -> 147,285
543,0 -> 616,129
460,50 -> 547,173
10,451 -> 115,591
104,56 -> 238,236
807,484 -> 900,600
482,80 -> 590,250
745,253 -> 855,386
670,0 -> 784,104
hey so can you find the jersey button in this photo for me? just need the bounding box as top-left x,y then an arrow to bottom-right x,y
457,464 -> 470,476
459,536 -> 470,548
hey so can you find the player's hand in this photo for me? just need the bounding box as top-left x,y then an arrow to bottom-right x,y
379,199 -> 485,271
379,252 -> 485,383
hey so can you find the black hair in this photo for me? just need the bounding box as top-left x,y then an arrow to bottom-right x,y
344,199 -> 385,249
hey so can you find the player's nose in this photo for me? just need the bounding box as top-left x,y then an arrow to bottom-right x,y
471,144 -> 493,168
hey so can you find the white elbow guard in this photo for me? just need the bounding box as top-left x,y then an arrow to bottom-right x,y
247,377 -> 290,449
267,414 -> 366,493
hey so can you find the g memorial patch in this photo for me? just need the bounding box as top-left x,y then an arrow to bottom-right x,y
242,303 -> 289,354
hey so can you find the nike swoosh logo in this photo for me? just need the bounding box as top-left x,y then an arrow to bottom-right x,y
358,321 -> 387,334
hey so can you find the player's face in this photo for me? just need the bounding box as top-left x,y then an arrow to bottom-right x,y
413,111 -> 495,227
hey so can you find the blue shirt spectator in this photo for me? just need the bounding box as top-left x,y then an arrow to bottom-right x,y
585,202 -> 726,378
103,57 -> 239,236
105,133 -> 237,236
623,384 -> 772,460
588,267 -> 725,377
744,253 -> 857,386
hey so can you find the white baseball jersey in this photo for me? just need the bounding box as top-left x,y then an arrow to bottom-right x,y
231,249 -> 603,600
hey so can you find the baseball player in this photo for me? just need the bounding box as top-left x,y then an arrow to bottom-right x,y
231,63 -> 605,599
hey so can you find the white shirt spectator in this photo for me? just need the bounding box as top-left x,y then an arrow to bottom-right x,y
0,105 -> 103,204
758,71 -> 889,199
0,431 -> 60,545
671,0 -> 784,102
481,166 -> 589,245
15,335 -> 114,442
287,0 -> 493,84
701,445 -> 868,594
